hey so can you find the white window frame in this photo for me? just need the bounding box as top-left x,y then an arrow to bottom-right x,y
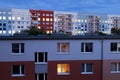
57,42 -> 70,54
57,64 -> 70,75
35,52 -> 47,64
12,65 -> 25,77
81,63 -> 93,74
111,63 -> 120,73
81,42 -> 93,53
12,43 -> 24,55
35,73 -> 47,80
111,42 -> 120,53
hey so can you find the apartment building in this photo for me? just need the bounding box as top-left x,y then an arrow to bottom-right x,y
0,8 -> 12,36
0,35 -> 120,80
77,13 -> 108,35
30,10 -> 54,34
54,11 -> 78,35
0,8 -> 31,36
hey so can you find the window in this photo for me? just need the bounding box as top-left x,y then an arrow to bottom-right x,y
35,73 -> 47,80
81,63 -> 93,74
81,43 -> 93,52
111,63 -> 120,73
111,42 -> 120,52
35,52 -> 47,63
12,43 -> 24,54
3,16 -> 6,20
12,65 -> 24,76
57,43 -> 70,53
57,64 -> 70,75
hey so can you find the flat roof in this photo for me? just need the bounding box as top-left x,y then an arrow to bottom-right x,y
0,35 -> 120,40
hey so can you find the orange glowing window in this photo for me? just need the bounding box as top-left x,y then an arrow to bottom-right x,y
57,64 -> 70,75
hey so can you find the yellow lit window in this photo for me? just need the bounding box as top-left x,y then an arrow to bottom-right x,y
57,64 -> 70,75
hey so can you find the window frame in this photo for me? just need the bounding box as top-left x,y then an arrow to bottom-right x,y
12,43 -> 24,55
35,52 -> 48,64
110,63 -> 120,73
57,42 -> 70,54
12,65 -> 25,77
111,42 -> 120,53
81,63 -> 93,74
81,42 -> 93,53
57,64 -> 70,75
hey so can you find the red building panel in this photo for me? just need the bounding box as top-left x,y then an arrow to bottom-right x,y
30,10 -> 54,33
48,60 -> 102,80
0,61 -> 35,80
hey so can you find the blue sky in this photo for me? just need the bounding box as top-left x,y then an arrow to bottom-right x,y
0,0 -> 120,14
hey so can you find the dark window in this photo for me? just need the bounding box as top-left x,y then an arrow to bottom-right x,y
81,63 -> 93,73
35,52 -> 48,63
12,65 -> 24,75
12,43 -> 24,53
111,43 -> 117,52
81,43 -> 93,52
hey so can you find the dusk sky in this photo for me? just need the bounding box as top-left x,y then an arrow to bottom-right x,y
0,0 -> 120,14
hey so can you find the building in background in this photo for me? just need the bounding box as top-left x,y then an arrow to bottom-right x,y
77,13 -> 108,35
54,11 -> 78,35
30,10 -> 54,34
0,35 -> 120,80
11,9 -> 31,35
0,8 -> 12,36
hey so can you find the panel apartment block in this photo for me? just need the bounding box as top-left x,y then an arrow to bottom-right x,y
30,10 -> 54,34
54,11 -> 78,35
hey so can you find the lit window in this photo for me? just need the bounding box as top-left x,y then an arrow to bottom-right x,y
46,31 -> 49,34
3,31 -> 6,34
8,17 -> 12,20
81,43 -> 93,52
3,16 -> 6,20
43,18 -> 45,21
81,63 -> 93,74
0,16 -> 2,20
12,43 -> 24,54
57,64 -> 70,75
35,73 -> 47,80
43,14 -> 45,16
78,19 -> 80,22
17,17 -> 21,20
35,52 -> 47,63
111,42 -> 120,52
0,31 -> 2,34
50,18 -> 53,21
38,18 -> 40,21
12,17 -> 15,20
12,65 -> 25,76
9,31 -> 11,34
57,43 -> 70,53
46,18 -> 49,21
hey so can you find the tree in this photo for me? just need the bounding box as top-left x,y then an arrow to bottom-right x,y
24,26 -> 46,36
111,27 -> 120,35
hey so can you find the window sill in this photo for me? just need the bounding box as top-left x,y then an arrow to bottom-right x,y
12,74 -> 25,77
81,72 -> 93,74
110,71 -> 120,73
35,62 -> 47,64
57,52 -> 69,55
11,53 -> 24,55
81,52 -> 93,54
57,73 -> 70,75
110,52 -> 120,54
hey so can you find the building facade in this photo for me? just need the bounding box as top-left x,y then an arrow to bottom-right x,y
0,35 -> 120,80
30,10 -> 54,34
54,11 -> 78,35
